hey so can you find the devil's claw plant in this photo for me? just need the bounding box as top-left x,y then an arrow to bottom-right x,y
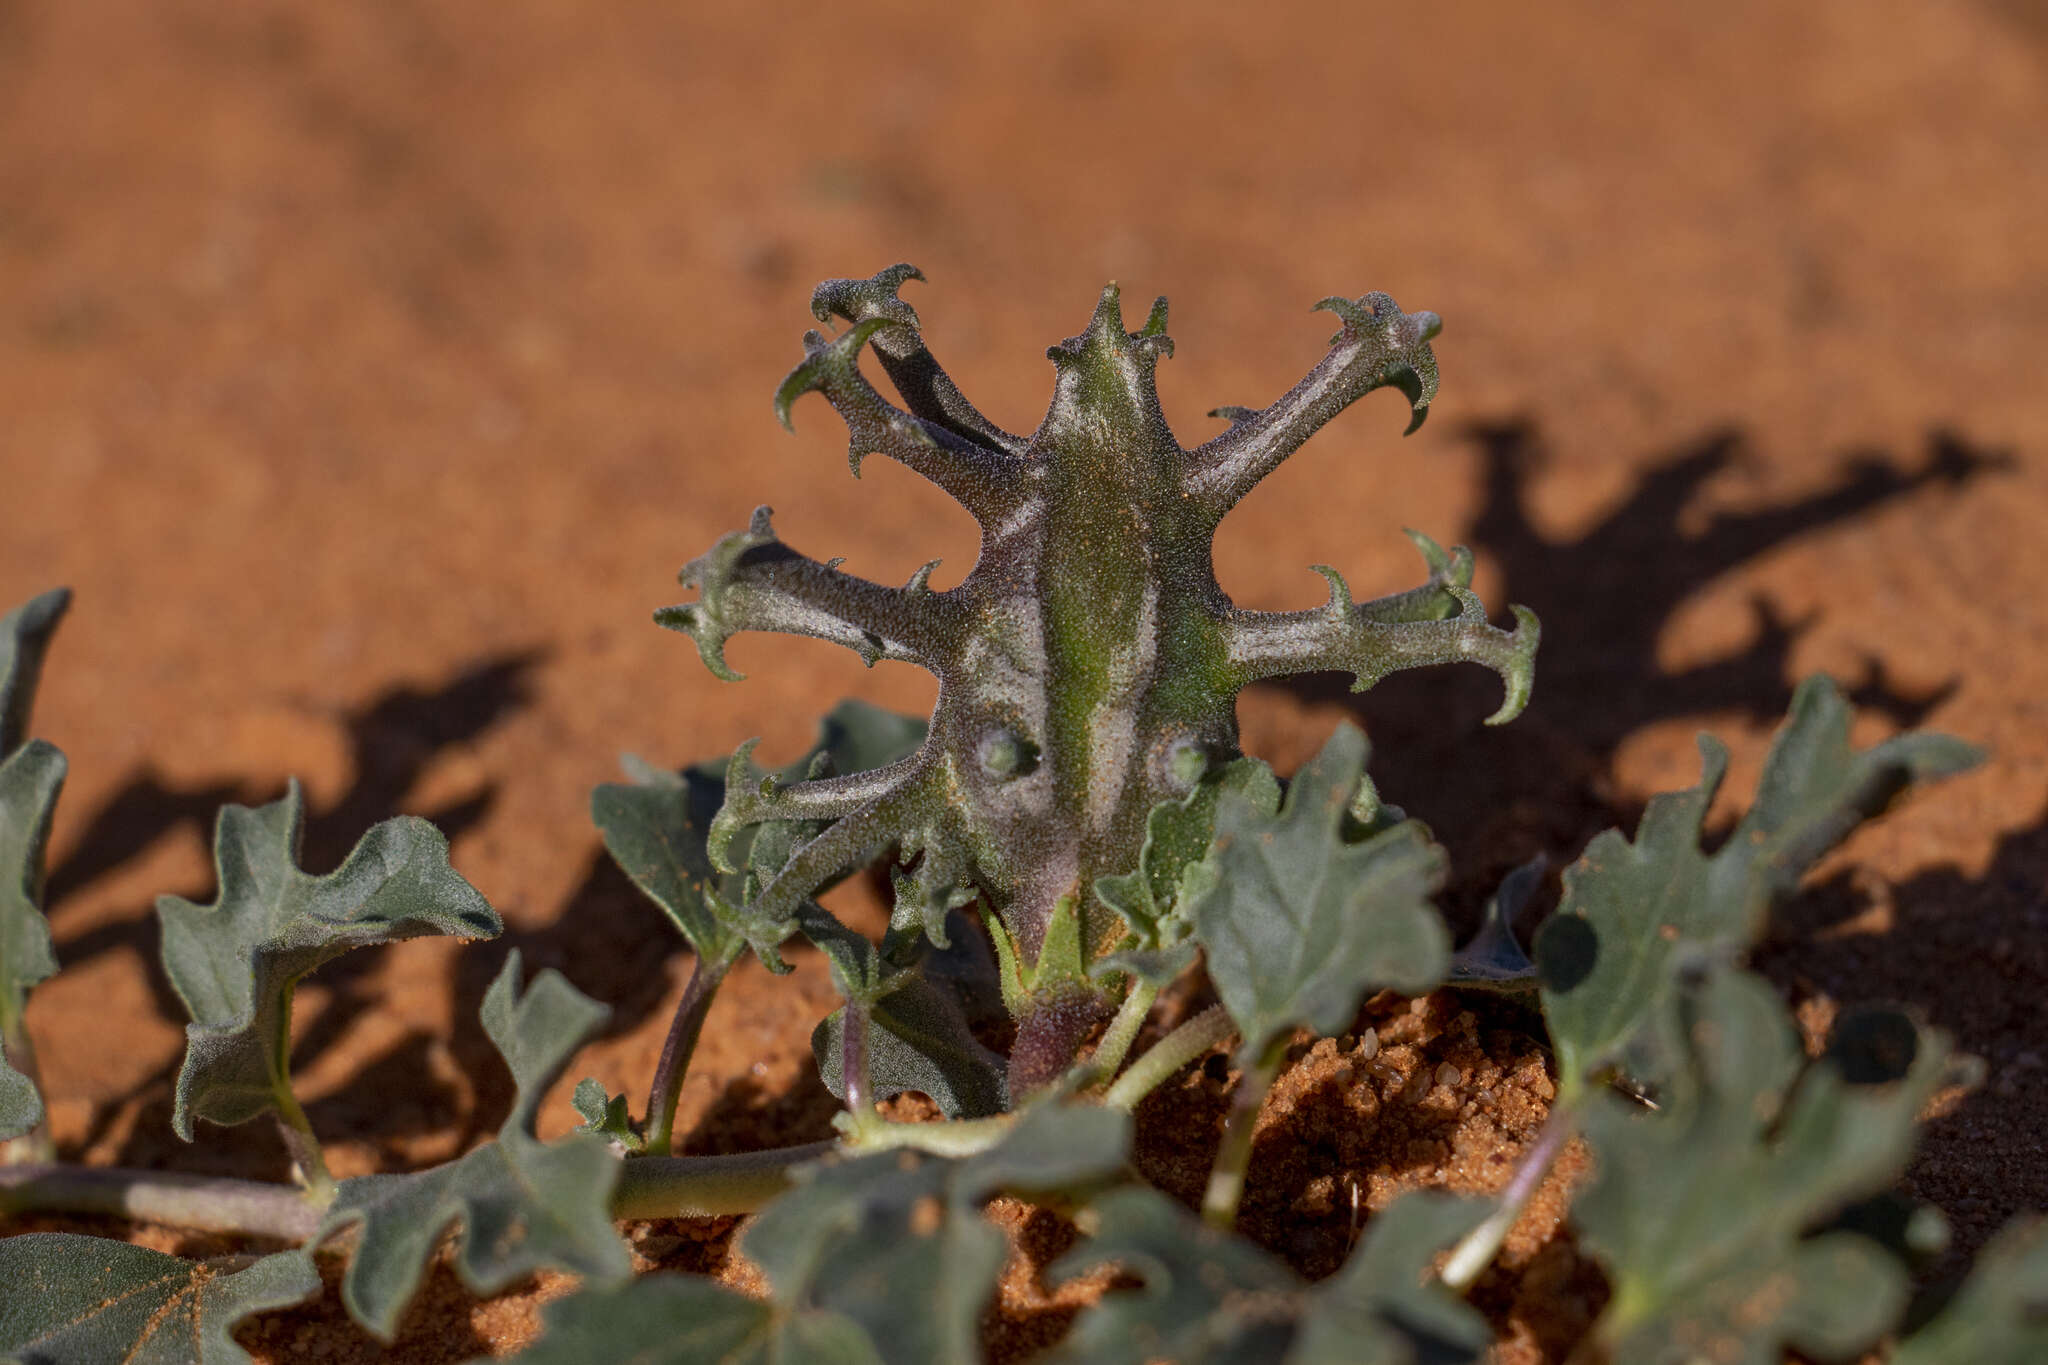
0,270 -> 2033,1365
661,263 -> 1534,1095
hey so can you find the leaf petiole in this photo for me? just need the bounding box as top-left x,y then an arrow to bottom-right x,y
1201,1031 -> 1290,1228
640,947 -> 739,1157
1102,1003 -> 1235,1112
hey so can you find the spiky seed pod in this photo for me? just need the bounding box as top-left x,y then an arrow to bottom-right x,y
662,266 -> 1538,1092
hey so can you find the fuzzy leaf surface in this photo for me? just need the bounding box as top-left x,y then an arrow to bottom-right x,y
156,782 -> 501,1139
1048,1187 -> 1491,1364
0,739 -> 64,1140
483,1273 -> 881,1365
591,764 -> 749,963
1536,676 -> 1980,1098
1576,968 -> 1949,1364
736,1102 -> 1131,1365
0,588 -> 68,759
0,1236 -> 318,1365
317,953 -> 629,1341
1892,1216 -> 2048,1365
1096,757 -> 1278,951
1189,723 -> 1449,1058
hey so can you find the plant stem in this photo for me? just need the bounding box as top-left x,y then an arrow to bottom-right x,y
841,998 -> 872,1124
0,1138 -> 846,1240
1083,979 -> 1159,1087
0,1164 -> 325,1241
1103,1004 -> 1235,1112
1201,1032 -> 1289,1229
1439,1104 -> 1577,1291
642,949 -> 737,1157
609,1140 -> 837,1218
270,979 -> 334,1203
841,1112 -> 1016,1159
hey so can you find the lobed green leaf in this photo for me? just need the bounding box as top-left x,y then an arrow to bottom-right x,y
1189,724 -> 1449,1060
156,782 -> 502,1140
1536,675 -> 1980,1099
1096,756 -> 1278,953
0,1237 -> 318,1365
315,952 -> 629,1341
1891,1215 -> 2048,1365
0,740 -> 64,1142
1047,1186 -> 1492,1364
1575,967 -> 1954,1364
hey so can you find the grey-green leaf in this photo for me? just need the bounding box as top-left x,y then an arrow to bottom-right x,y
0,739 -> 65,1141
316,953 -> 629,1341
1096,757 -> 1279,951
1190,724 -> 1449,1059
1447,855 -> 1541,992
1290,1191 -> 1494,1365
486,1274 -> 884,1365
1047,1186 -> 1301,1364
812,976 -> 1007,1119
1892,1216 -> 2048,1365
0,1236 -> 318,1365
0,588 -> 69,760
156,782 -> 502,1140
1575,968 -> 1951,1364
1536,675 -> 1980,1100
591,770 -> 749,964
739,1102 -> 1131,1365
1048,1186 -> 1492,1365
571,1076 -> 642,1152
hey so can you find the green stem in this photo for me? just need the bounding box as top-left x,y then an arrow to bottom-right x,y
0,1138 -> 845,1239
1082,979 -> 1159,1087
1103,1004 -> 1235,1112
0,1163 -> 324,1241
1439,1103 -> 1577,1291
610,1140 -> 836,1218
1201,1032 -> 1289,1229
642,949 -> 738,1157
840,1111 -> 1016,1159
270,980 -> 334,1203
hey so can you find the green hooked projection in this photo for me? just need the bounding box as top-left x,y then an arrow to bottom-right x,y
660,265 -> 1538,1090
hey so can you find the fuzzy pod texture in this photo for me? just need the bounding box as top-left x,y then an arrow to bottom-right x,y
660,266 -> 1538,1091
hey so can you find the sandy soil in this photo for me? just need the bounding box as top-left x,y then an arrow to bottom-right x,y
2,0 -> 2044,1359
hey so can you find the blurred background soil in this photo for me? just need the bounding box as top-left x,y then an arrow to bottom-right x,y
2,0 -> 2044,1359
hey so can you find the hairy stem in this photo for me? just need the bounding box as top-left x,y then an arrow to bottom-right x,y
1201,1033 -> 1290,1228
0,1164 -> 325,1241
1081,979 -> 1160,1088
841,998 -> 872,1124
1,1139 -> 847,1240
271,980 -> 334,1203
609,1141 -> 838,1219
841,1112 -> 1018,1159
642,949 -> 738,1158
1103,1005 -> 1236,1112
1439,1104 -> 1578,1291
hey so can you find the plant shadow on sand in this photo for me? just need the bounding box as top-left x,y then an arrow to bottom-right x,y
40,651 -> 547,1174
1256,417 -> 2039,1272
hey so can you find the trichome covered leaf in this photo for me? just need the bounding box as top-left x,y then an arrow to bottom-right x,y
737,1102 -> 1131,1365
315,952 -> 630,1341
0,1236 -> 318,1365
1535,676 -> 1979,1099
1574,967 -> 1954,1365
483,1273 -> 880,1365
1189,723 -> 1449,1059
593,699 -> 927,971
0,739 -> 63,1142
156,781 -> 502,1141
0,588 -> 69,1147
1047,1186 -> 1492,1364
1891,1216 -> 2048,1365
